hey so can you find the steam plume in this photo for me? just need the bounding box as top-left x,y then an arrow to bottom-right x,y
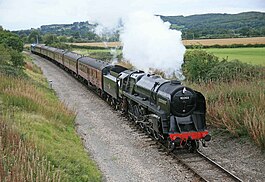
120,11 -> 186,79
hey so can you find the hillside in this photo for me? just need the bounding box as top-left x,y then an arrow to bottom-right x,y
13,11 -> 265,42
160,11 -> 265,39
14,21 -> 101,42
40,21 -> 95,36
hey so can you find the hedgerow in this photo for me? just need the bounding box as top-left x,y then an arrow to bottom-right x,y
183,49 -> 265,82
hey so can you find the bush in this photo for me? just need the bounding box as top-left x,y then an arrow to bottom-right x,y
88,51 -> 113,61
50,42 -> 72,50
0,43 -> 25,77
0,65 -> 26,77
183,49 -> 219,82
10,49 -> 25,68
0,29 -> 25,78
183,49 -> 265,82
0,44 -> 11,65
0,30 -> 23,52
207,60 -> 265,82
185,43 -> 265,49
70,44 -> 109,50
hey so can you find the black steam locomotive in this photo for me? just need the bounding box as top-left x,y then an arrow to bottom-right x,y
31,44 -> 211,152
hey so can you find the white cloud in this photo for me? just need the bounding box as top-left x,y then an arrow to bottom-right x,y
0,0 -> 264,30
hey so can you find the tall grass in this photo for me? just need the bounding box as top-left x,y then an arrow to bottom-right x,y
0,119 -> 61,182
1,75 -> 73,123
0,53 -> 102,181
191,79 -> 265,149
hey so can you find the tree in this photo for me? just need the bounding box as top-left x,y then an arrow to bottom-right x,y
20,33 -> 28,43
86,32 -> 96,41
0,29 -> 25,77
0,44 -> 24,68
0,29 -> 23,52
68,37 -> 74,43
58,35 -> 68,43
10,49 -> 24,68
28,30 -> 42,44
5,36 -> 24,52
72,32 -> 80,39
182,50 -> 219,82
0,44 -> 11,65
43,34 -> 59,45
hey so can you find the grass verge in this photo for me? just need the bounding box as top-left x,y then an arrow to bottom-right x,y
0,53 -> 102,181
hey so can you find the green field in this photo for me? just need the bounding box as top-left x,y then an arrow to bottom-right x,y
73,48 -> 122,62
205,47 -> 265,66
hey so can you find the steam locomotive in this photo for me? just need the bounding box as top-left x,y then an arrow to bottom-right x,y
31,44 -> 211,152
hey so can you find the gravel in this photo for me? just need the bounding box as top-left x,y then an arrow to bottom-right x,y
200,129 -> 265,181
31,53 -> 265,182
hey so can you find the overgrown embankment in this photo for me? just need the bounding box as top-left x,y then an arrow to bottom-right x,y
0,54 -> 102,181
183,49 -> 265,149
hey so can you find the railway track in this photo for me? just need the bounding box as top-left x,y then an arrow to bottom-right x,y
172,150 -> 243,182
40,56 -> 242,181
120,113 -> 243,182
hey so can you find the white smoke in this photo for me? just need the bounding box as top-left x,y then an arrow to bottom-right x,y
120,11 -> 186,79
110,47 -> 119,64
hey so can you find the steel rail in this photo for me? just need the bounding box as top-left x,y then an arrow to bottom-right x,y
196,150 -> 243,182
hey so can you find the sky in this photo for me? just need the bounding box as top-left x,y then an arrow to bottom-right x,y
0,0 -> 264,30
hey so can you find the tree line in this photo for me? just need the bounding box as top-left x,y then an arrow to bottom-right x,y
160,11 -> 265,39
13,21 -> 120,44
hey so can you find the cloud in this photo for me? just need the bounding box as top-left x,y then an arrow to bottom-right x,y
0,0 -> 264,30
